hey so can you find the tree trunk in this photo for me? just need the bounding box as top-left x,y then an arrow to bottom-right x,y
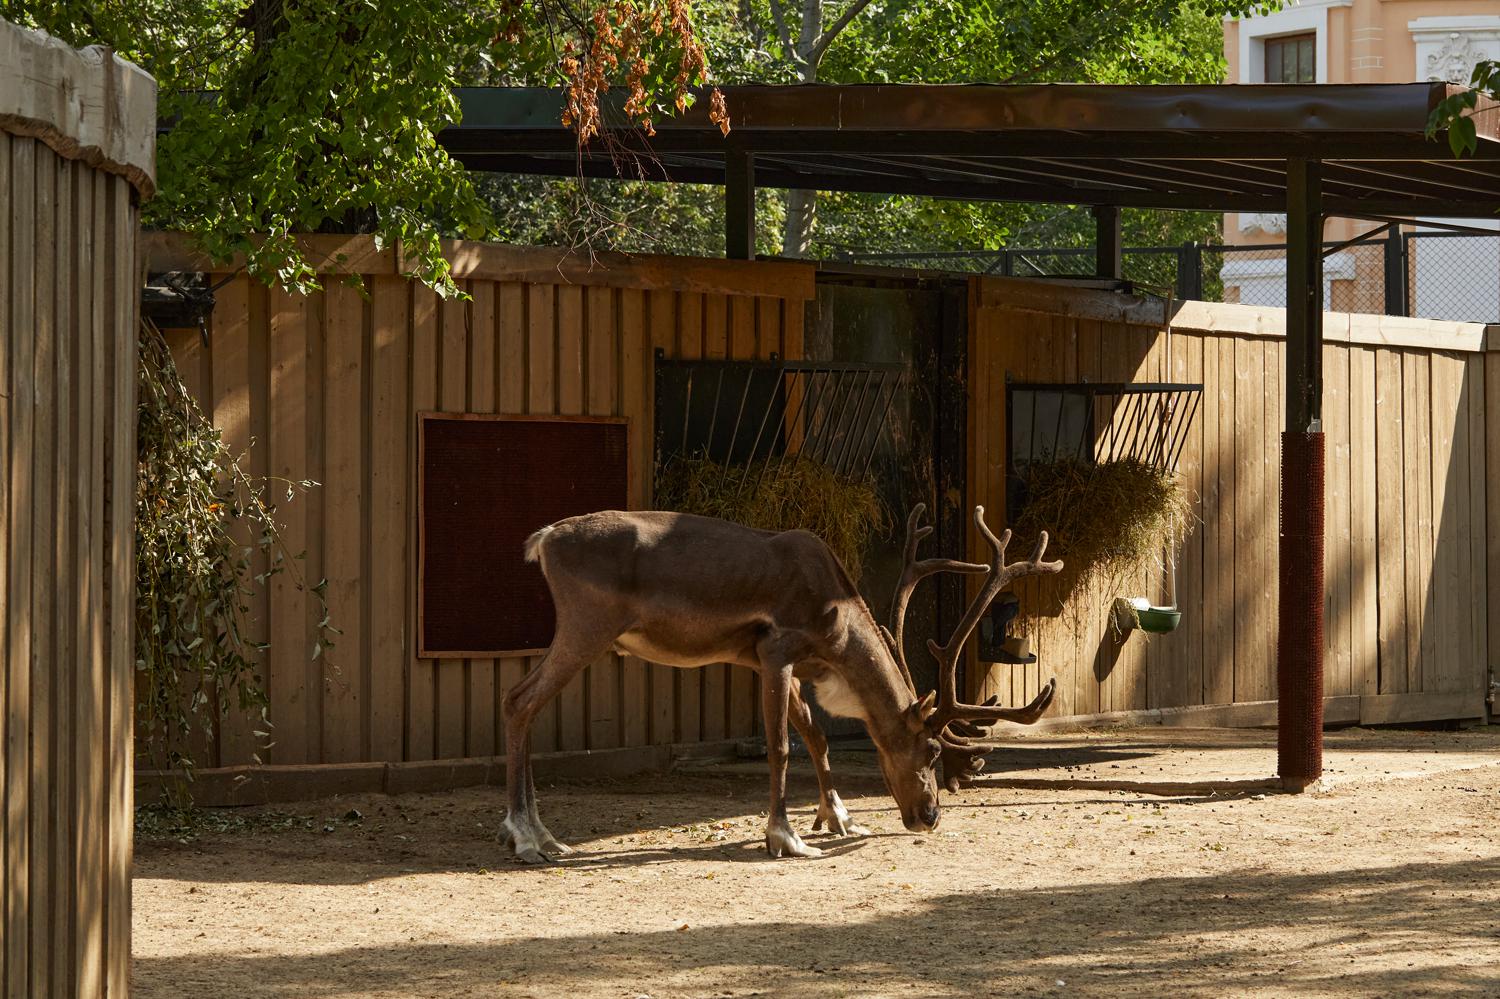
779,0 -> 823,258
782,188 -> 817,258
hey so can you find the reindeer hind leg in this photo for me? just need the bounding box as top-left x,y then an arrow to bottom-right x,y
501,623 -> 615,863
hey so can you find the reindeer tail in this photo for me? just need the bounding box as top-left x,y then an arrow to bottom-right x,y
522,524 -> 554,564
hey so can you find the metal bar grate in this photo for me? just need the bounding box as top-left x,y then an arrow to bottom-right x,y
1004,380 -> 1203,520
654,354 -> 910,495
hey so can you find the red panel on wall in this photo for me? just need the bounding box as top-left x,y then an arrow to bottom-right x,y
419,414 -> 629,656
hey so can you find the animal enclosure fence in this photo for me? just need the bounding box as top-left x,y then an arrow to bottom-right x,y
144,233 -> 814,797
146,236 -> 1497,803
1,18 -> 153,999
968,278 -> 1495,727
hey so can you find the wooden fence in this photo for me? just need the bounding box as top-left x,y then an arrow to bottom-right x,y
1,18 -> 153,999
147,234 -> 814,778
968,278 -> 1495,727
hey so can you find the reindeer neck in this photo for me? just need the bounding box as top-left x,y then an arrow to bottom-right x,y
834,601 -> 916,717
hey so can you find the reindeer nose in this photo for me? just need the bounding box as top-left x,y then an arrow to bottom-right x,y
921,804 -> 940,830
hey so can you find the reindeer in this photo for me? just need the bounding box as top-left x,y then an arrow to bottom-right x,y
501,503 -> 1062,863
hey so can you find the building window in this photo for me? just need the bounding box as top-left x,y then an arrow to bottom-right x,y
1265,32 -> 1316,82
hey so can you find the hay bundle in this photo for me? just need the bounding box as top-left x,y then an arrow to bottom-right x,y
655,455 -> 888,579
1012,457 -> 1192,611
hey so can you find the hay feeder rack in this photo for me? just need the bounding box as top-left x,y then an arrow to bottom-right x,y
1000,378 -> 1202,643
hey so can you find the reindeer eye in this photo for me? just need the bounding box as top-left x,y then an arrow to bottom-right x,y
927,740 -> 942,763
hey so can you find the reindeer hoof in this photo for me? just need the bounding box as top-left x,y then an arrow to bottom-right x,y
766,821 -> 824,858
814,793 -> 869,837
540,837 -> 573,856
515,847 -> 555,865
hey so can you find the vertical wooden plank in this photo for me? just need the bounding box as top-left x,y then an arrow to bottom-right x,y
1428,353 -> 1464,693
1323,342 -> 1353,696
495,283 -> 529,751
1202,335 -> 1235,705
105,176 -> 135,999
323,281 -> 365,762
526,284 -> 560,752
674,292 -> 703,744
74,162 -> 105,999
618,288 -> 650,748
0,131 -> 11,995
1417,356 -> 1438,695
4,134 -> 34,999
1401,352 -> 1430,692
646,290 -> 679,745
408,284 -> 439,759
368,276 -> 407,762
208,278 -> 262,763
1374,350 -> 1408,694
304,288 -> 328,765
465,282 -> 499,758
1232,336 -> 1269,702
29,152 -> 57,993
51,157 -> 77,994
435,293 -> 469,759
552,285 -> 588,752
1349,348 -> 1379,696
1263,337 -> 1283,698
268,285 -> 311,763
1466,355 -> 1489,701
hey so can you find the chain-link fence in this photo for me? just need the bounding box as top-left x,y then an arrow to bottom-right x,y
840,232 -> 1500,323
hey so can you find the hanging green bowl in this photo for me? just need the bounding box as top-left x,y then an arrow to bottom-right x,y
1136,607 -> 1182,634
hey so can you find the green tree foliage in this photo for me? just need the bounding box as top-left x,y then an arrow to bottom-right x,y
487,0 -> 1277,260
1429,60 -> 1500,157
3,0 -> 721,294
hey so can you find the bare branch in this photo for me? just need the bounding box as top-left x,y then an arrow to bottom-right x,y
809,0 -> 875,66
767,0 -> 797,63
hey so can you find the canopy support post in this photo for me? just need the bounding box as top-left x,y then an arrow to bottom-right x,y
1279,157 -> 1325,792
1092,205 -> 1122,280
725,150 -> 756,260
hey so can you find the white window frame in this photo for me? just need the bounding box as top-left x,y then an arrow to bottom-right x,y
1235,0 -> 1352,85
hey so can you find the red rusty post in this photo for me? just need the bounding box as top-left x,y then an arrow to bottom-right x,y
1278,158 -> 1326,790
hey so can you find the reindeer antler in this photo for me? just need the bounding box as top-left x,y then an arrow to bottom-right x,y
886,504 -> 1061,790
886,504 -> 988,696
925,506 -> 1063,733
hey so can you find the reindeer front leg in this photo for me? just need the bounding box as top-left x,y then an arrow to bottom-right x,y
788,683 -> 869,837
761,663 -> 822,858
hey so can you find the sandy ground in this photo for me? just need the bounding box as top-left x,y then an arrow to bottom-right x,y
133,726 -> 1500,998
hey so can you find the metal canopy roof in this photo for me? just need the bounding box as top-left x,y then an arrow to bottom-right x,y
443,83 -> 1500,217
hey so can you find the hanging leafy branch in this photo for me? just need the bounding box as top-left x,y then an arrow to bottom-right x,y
135,318 -> 338,791
5,0 -> 726,295
1428,61 -> 1500,156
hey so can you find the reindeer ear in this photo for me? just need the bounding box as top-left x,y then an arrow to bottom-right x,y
908,690 -> 938,731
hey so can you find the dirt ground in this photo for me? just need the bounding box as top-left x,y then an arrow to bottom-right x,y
133,726 -> 1500,998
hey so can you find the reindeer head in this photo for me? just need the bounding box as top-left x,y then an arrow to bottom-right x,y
876,504 -> 1064,828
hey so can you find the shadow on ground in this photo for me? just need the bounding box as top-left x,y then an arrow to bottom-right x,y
135,856 -> 1500,997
